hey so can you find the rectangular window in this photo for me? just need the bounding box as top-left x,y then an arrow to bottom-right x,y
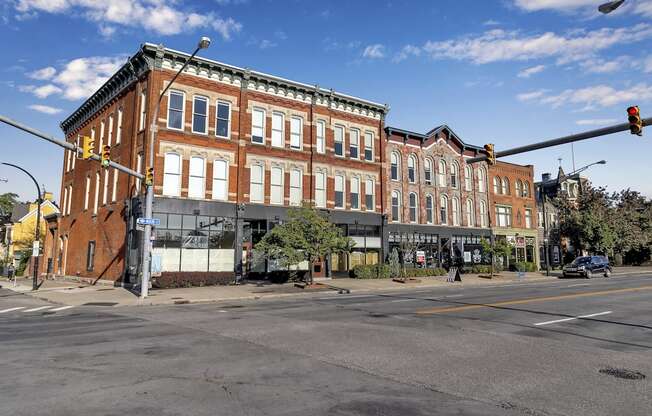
188,156 -> 205,198
167,91 -> 184,130
116,108 -> 123,144
84,176 -> 90,210
135,153 -> 143,192
496,206 -> 512,227
316,121 -> 325,154
525,208 -> 532,228
290,116 -> 302,150
72,137 -> 78,169
425,164 -> 432,185
289,169 -> 302,206
270,167 -> 283,204
163,153 -> 181,197
67,186 -> 72,216
65,150 -> 71,172
250,164 -> 264,203
365,179 -> 374,211
212,160 -> 228,201
62,187 -> 68,216
216,101 -> 231,138
139,90 -> 147,130
315,172 -> 326,208
107,114 -> 114,146
349,129 -> 359,159
271,112 -> 284,148
86,241 -> 95,272
93,172 -> 100,215
426,197 -> 433,224
99,120 -> 105,152
111,169 -> 118,202
334,175 -> 344,208
334,126 -> 344,156
364,132 -> 373,161
252,108 -> 265,144
102,169 -> 109,205
192,96 -> 208,134
350,177 -> 359,210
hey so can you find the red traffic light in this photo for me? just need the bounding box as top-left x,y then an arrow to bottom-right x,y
627,106 -> 639,116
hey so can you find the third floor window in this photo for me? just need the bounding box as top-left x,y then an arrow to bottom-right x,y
168,91 -> 184,130
192,96 -> 208,134
216,101 -> 231,138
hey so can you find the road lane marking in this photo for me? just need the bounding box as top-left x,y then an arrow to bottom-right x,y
390,298 -> 418,303
316,295 -> 374,301
416,285 -> 652,315
534,311 -> 612,326
49,306 -> 74,312
0,307 -> 25,313
567,283 -> 590,288
23,306 -> 52,312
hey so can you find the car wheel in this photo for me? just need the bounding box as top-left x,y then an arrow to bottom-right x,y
585,270 -> 592,279
604,269 -> 611,278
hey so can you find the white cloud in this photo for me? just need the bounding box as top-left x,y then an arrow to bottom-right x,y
28,104 -> 62,114
483,19 -> 500,26
362,44 -> 385,59
419,24 -> 652,64
32,84 -> 63,98
526,83 -> 652,109
579,56 -> 630,73
644,55 -> 652,72
53,56 -> 125,100
13,0 -> 242,39
27,66 -> 56,80
393,45 -> 421,62
517,89 -> 548,101
576,118 -> 618,126
513,0 -> 598,12
517,64 -> 545,78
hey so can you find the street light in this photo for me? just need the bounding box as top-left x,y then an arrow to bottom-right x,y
140,36 -> 211,299
599,0 -> 625,14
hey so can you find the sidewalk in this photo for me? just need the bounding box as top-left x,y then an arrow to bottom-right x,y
1,266 -> 650,308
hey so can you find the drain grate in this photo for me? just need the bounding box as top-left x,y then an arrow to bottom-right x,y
599,367 -> 646,380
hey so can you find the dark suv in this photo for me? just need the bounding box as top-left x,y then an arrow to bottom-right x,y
562,256 -> 612,279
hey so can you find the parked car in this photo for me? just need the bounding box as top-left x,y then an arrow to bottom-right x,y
562,256 -> 612,279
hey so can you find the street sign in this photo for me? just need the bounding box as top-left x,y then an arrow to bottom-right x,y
137,217 -> 160,226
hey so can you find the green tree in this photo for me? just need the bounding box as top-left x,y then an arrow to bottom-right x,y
480,237 -> 512,277
255,205 -> 353,284
0,192 -> 19,217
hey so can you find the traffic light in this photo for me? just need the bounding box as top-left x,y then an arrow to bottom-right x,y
145,167 -> 154,186
484,143 -> 496,165
627,106 -> 643,136
82,136 -> 95,160
101,145 -> 111,168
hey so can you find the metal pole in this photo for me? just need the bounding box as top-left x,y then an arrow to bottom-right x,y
1,163 -> 41,290
541,191 -> 550,276
466,117 -> 652,164
140,44 -> 204,299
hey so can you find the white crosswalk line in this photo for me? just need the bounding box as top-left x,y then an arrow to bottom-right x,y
534,311 -> 612,326
23,306 -> 53,312
0,307 -> 25,313
49,306 -> 74,312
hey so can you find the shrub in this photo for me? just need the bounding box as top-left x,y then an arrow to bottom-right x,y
468,264 -> 503,274
268,270 -> 307,284
352,264 -> 391,279
513,262 -> 537,272
401,267 -> 447,278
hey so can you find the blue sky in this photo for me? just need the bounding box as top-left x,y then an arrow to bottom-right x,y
1,0 -> 652,204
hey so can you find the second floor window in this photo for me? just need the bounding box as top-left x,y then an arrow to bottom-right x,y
192,96 -> 208,134
334,175 -> 344,208
426,195 -> 434,224
315,171 -> 326,208
350,177 -> 360,210
496,205 -> 512,227
407,155 -> 416,183
350,129 -> 359,159
163,153 -> 181,197
391,191 -> 401,222
252,108 -> 265,144
334,126 -> 344,156
440,195 -> 448,225
390,152 -> 400,180
480,201 -> 488,227
465,165 -> 472,191
438,160 -> 447,187
271,112 -> 284,148
188,156 -> 205,198
316,121 -> 326,154
290,169 -> 302,206
466,199 -> 475,226
290,117 -> 302,150
452,197 -> 460,226
365,179 -> 374,211
168,91 -> 184,130
250,164 -> 264,203
451,162 -> 459,189
525,208 -> 532,228
216,101 -> 231,138
364,132 -> 373,161
270,166 -> 284,204
212,160 -> 228,201
409,193 -> 418,223
424,159 -> 432,185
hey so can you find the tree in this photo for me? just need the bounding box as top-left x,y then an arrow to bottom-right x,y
398,239 -> 420,278
388,248 -> 401,278
480,237 -> 512,277
0,192 -> 19,217
254,205 -> 354,285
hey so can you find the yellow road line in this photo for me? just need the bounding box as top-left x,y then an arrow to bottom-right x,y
416,285 -> 652,315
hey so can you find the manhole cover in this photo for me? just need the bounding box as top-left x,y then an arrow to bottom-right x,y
599,367 -> 646,380
82,302 -> 118,306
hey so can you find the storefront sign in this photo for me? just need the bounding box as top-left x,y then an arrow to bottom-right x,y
416,250 -> 426,263
516,236 -> 526,248
464,251 -> 471,263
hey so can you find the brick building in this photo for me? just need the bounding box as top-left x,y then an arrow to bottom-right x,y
383,126 -> 492,268
51,43 -> 388,285
487,161 -> 539,268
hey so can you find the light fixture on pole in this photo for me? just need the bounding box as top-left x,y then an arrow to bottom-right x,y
140,36 -> 211,299
598,0 -> 625,14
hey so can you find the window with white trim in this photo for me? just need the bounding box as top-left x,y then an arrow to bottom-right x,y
271,112 -> 284,148
525,208 -> 532,228
84,176 -> 90,210
349,129 -> 359,159
409,192 -> 418,223
502,177 -> 510,195
290,116 -> 302,150
516,180 -> 523,197
316,121 -> 325,154
252,108 -> 265,144
99,119 -> 105,152
116,107 -> 123,144
365,179 -> 374,211
523,181 -> 530,198
477,167 -> 486,192
62,187 -> 68,216
216,101 -> 231,138
424,158 -> 432,185
466,199 -> 474,226
334,175 -> 344,208
93,172 -> 100,215
163,152 -> 181,197
391,191 -> 401,222
496,205 -> 512,227
250,164 -> 264,203
135,153 -> 143,192
270,166 -> 284,204
107,114 -> 114,146
494,176 -> 501,194
66,185 -> 72,216
111,169 -> 118,202
364,132 -> 373,161
426,195 -> 434,224
350,177 -> 360,210
65,150 -> 71,172
452,197 -> 460,226
465,165 -> 472,191
102,169 -> 109,205
72,137 -> 77,169
390,152 -> 400,180
167,91 -> 184,130
451,161 -> 459,189
212,160 -> 228,201
192,96 -> 208,134
315,171 -> 326,208
334,125 -> 344,156
480,201 -> 488,227
407,154 -> 417,183
188,156 -> 205,198
438,159 -> 447,187
289,169 -> 302,206
440,195 -> 448,225
139,89 -> 147,130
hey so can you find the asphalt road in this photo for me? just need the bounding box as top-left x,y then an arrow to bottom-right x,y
1,274 -> 651,416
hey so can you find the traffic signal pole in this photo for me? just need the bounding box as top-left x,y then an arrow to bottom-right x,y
466,116 -> 652,164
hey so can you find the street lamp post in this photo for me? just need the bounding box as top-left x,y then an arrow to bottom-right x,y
1,163 -> 41,290
140,37 -> 211,299
599,0 -> 625,14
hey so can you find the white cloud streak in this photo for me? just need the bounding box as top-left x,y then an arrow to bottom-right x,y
520,84 -> 652,110
28,66 -> 56,80
28,104 -> 63,114
517,64 -> 545,78
362,44 -> 385,59
575,118 -> 618,126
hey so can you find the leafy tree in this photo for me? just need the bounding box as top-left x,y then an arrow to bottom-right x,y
0,192 -> 19,217
255,205 -> 353,284
388,248 -> 401,278
398,239 -> 421,278
480,237 -> 512,277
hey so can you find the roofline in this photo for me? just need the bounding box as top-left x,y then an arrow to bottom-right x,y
385,124 -> 484,151
15,200 -> 59,223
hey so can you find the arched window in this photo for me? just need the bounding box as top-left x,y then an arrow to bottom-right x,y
466,199 -> 475,227
390,152 -> 400,181
163,152 -> 181,197
523,181 -> 530,198
407,154 -> 417,183
452,197 -> 460,226
391,190 -> 401,222
409,192 -> 418,223
438,159 -> 447,187
424,158 -> 433,185
480,201 -> 488,227
493,176 -> 501,194
212,160 -> 228,201
440,195 -> 448,225
451,161 -> 459,188
502,177 -> 510,195
477,167 -> 486,193
464,165 -> 472,191
516,180 -> 523,197
425,195 -> 434,224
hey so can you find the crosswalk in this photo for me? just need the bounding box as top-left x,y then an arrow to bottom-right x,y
0,305 -> 74,314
